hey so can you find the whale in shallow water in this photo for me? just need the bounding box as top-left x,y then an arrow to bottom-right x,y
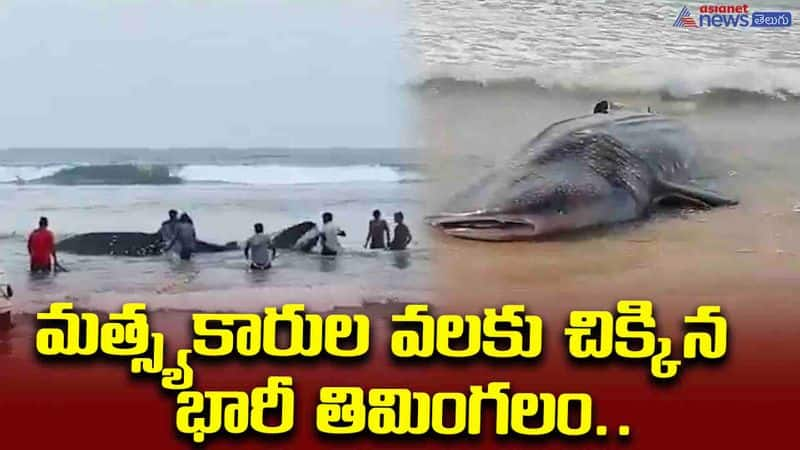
270,221 -> 319,252
56,232 -> 237,256
428,110 -> 738,241
56,221 -> 320,256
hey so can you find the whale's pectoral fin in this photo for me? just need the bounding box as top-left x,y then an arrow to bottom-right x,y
654,179 -> 739,209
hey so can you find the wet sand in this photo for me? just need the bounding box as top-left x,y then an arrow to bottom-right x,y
417,87 -> 800,319
415,88 -> 800,448
431,203 -> 800,318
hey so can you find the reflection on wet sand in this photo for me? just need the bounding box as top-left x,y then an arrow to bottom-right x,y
390,251 -> 411,270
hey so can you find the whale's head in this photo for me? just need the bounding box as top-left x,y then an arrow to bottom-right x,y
428,161 -> 641,241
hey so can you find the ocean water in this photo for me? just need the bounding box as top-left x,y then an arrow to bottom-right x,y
0,148 -> 430,313
408,0 -> 800,97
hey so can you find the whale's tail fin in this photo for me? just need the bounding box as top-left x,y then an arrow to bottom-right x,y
271,221 -> 319,251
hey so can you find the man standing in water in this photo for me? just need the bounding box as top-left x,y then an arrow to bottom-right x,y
165,213 -> 196,261
364,209 -> 390,249
245,223 -> 276,270
388,211 -> 412,250
28,217 -> 59,272
320,212 -> 346,256
159,209 -> 179,248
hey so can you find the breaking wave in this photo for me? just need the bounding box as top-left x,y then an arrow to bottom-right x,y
0,165 -> 70,182
412,62 -> 800,102
1,163 -> 417,185
409,0 -> 800,101
175,164 -> 411,185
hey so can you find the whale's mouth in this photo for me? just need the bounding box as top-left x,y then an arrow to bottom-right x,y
427,213 -> 538,241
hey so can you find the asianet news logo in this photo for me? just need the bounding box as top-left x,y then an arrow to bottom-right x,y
674,4 -> 792,28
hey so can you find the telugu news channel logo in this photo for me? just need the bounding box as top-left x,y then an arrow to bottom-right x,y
673,4 -> 792,28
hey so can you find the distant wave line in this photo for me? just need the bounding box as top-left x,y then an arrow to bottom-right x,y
0,163 -> 421,185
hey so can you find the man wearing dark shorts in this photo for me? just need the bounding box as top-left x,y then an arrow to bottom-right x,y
364,209 -> 390,249
28,217 -> 58,272
388,211 -> 412,250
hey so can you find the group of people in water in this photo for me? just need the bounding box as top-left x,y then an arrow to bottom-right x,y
252,209 -> 411,269
364,209 -> 412,251
158,210 -> 199,261
155,208 -> 412,270
315,209 -> 413,259
24,209 -> 414,273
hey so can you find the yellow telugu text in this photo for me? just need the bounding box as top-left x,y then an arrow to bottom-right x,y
34,300 -> 727,441
564,300 -> 727,379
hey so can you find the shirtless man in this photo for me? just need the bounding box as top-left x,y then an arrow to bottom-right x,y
364,209 -> 390,249
388,211 -> 412,250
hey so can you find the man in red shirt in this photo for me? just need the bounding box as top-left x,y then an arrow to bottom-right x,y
28,217 -> 58,273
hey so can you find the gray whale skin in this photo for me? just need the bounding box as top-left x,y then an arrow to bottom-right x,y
56,221 -> 320,256
428,111 -> 738,241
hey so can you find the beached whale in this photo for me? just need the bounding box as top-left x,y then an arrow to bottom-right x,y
428,110 -> 738,241
56,221 -> 320,256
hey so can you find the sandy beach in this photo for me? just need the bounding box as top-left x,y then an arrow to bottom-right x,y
418,84 -> 800,319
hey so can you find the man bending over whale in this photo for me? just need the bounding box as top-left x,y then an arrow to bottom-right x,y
165,213 -> 197,260
245,223 -> 275,270
159,209 -> 179,246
